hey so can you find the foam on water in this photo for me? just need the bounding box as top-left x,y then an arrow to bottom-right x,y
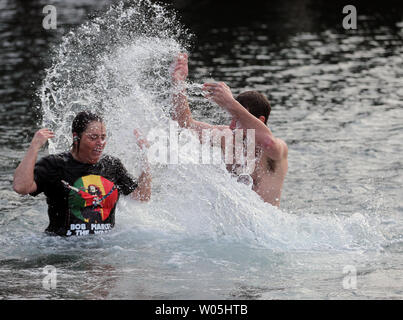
32,0 -> 389,255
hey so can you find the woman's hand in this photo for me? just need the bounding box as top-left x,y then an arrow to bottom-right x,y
30,128 -> 55,151
133,129 -> 149,150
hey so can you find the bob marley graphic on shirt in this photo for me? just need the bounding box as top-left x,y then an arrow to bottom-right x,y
30,152 -> 139,236
63,175 -> 119,235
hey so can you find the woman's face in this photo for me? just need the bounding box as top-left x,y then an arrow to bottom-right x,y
76,121 -> 107,164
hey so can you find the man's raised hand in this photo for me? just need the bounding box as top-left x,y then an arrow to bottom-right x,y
171,53 -> 188,84
203,82 -> 235,109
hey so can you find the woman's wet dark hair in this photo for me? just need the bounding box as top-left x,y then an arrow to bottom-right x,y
235,91 -> 271,124
71,111 -> 103,152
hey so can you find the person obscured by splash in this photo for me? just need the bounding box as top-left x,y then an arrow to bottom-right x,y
13,111 -> 151,236
171,53 -> 288,207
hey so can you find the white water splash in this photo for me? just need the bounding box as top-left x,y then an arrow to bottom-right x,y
36,0 -> 387,252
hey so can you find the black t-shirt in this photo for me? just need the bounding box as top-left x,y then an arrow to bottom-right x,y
30,152 -> 138,236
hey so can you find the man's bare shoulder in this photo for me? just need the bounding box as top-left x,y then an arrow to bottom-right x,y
190,120 -> 229,132
260,138 -> 288,173
276,138 -> 288,159
262,137 -> 288,161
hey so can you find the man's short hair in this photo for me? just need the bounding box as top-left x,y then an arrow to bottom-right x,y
235,91 -> 271,124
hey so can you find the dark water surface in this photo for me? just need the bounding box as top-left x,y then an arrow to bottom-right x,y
1,0 -> 402,299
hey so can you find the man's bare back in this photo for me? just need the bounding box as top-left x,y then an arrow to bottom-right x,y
226,139 -> 288,207
250,147 -> 288,207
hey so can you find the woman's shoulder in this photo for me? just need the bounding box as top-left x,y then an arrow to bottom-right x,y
40,151 -> 71,164
33,152 -> 72,178
99,154 -> 124,166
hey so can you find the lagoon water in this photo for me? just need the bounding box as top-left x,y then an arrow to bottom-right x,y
0,0 -> 402,299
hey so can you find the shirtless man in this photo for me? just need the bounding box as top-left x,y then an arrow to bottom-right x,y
171,53 -> 288,207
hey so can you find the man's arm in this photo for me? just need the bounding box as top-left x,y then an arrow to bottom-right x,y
171,53 -> 228,142
171,53 -> 192,128
13,128 -> 55,195
203,82 -> 287,161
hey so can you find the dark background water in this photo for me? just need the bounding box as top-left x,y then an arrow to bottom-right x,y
0,0 -> 401,143
1,0 -> 402,142
1,0 -> 403,299
0,1 -> 401,113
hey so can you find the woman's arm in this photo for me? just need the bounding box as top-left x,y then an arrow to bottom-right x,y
13,128 -> 54,195
130,129 -> 151,202
131,162 -> 151,202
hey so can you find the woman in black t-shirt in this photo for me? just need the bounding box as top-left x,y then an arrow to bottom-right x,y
13,111 -> 151,236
